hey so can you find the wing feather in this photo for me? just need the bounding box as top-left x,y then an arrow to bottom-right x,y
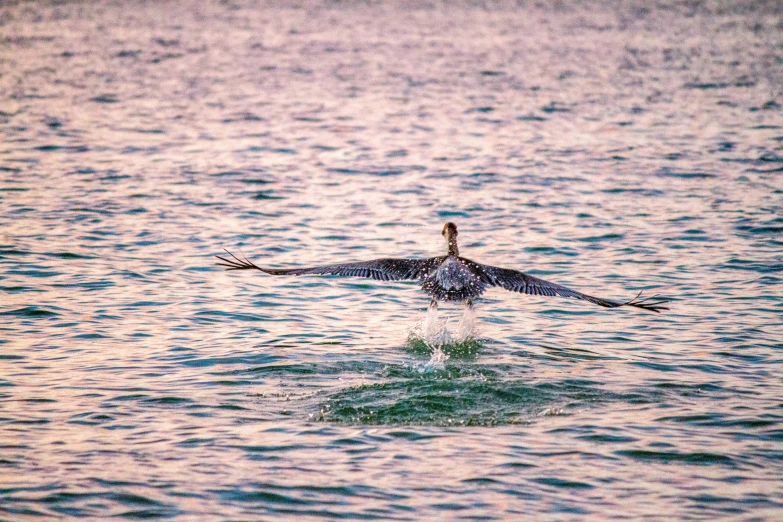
217,250 -> 438,282
476,263 -> 670,313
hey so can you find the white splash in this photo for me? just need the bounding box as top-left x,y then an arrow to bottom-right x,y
424,344 -> 449,371
422,302 -> 445,342
417,302 -> 479,346
411,304 -> 478,373
455,305 -> 476,342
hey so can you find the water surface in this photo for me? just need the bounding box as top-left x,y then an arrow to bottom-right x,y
1,1 -> 782,519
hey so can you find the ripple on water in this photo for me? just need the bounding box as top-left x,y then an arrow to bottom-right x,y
317,370 -> 614,426
1,1 -> 782,520
0,306 -> 59,318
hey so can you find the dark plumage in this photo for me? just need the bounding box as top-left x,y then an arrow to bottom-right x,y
217,223 -> 671,313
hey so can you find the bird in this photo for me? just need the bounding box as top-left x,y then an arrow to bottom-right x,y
216,223 -> 670,319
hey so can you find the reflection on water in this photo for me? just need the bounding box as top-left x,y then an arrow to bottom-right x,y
1,0 -> 783,520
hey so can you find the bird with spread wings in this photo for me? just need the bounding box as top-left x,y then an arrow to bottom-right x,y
217,223 -> 670,320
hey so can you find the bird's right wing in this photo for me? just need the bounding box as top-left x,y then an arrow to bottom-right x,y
216,250 -> 440,282
476,263 -> 670,313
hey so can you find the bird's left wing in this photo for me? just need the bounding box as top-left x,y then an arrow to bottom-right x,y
475,263 -> 670,313
216,250 -> 438,281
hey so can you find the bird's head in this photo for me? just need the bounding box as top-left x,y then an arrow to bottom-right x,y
442,222 -> 457,239
442,222 -> 459,255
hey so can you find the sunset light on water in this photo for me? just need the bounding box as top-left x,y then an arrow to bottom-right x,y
1,1 -> 782,519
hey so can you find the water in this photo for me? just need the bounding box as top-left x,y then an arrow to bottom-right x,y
1,1 -> 782,519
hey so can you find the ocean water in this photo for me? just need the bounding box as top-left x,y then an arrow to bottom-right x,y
1,1 -> 782,519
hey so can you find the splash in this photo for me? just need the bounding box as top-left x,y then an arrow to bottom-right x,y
422,302 -> 451,346
418,303 -> 451,370
455,305 -> 476,343
407,303 -> 481,365
424,344 -> 449,372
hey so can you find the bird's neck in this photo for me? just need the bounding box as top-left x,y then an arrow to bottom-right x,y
447,238 -> 459,256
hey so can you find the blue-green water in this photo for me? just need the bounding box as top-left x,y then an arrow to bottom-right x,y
1,1 -> 782,519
